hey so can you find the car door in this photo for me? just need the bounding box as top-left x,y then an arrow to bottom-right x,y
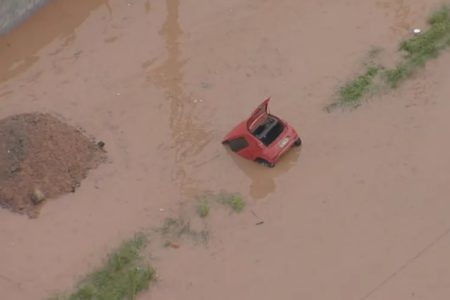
247,98 -> 270,131
228,136 -> 261,160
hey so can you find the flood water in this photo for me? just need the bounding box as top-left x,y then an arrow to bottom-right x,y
1,0 -> 450,299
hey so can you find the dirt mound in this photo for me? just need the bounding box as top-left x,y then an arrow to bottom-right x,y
0,113 -> 105,217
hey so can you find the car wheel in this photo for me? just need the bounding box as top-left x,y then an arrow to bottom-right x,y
256,158 -> 275,168
294,137 -> 302,147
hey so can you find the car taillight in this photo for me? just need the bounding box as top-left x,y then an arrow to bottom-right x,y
278,137 -> 289,148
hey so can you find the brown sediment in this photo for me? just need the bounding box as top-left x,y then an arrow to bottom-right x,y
0,113 -> 104,217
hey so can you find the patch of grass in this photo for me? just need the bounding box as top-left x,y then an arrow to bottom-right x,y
429,5 -> 450,25
337,66 -> 380,106
51,234 -> 155,300
385,5 -> 450,87
218,193 -> 246,213
383,63 -> 413,88
330,6 -> 450,108
196,200 -> 209,218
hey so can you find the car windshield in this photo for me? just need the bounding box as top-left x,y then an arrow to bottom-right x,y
251,116 -> 284,146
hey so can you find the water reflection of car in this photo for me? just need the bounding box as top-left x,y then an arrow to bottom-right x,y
222,98 -> 302,168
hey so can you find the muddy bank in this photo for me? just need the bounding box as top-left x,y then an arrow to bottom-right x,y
0,113 -> 105,217
0,0 -> 49,35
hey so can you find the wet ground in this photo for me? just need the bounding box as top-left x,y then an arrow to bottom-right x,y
1,0 -> 450,299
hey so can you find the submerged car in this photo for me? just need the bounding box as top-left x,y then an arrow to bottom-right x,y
222,98 -> 301,167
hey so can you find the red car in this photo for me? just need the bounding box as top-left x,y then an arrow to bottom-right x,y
222,98 -> 301,167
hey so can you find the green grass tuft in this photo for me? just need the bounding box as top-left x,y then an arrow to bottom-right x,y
400,7 -> 450,59
196,200 -> 210,218
383,64 -> 412,88
51,234 -> 155,300
428,5 -> 450,25
337,66 -> 380,106
330,6 -> 450,109
386,5 -> 450,87
218,193 -> 246,213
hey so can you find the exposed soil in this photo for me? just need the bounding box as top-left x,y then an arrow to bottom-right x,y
0,113 -> 104,217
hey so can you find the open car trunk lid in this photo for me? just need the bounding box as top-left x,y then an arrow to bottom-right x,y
247,98 -> 270,130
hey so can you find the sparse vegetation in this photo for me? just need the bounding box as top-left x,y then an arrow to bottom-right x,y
330,5 -> 450,108
158,217 -> 209,244
383,63 -> 412,88
49,190 -> 244,299
50,234 -> 155,300
385,5 -> 450,87
337,66 -> 380,106
218,193 -> 246,213
196,200 -> 210,218
193,191 -> 246,214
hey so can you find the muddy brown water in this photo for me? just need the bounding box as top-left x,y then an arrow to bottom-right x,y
1,0 -> 450,299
